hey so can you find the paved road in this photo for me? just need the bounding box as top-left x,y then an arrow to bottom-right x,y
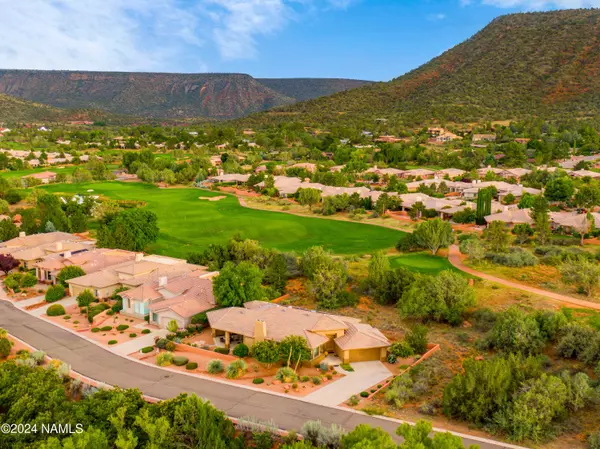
0,301 -> 527,449
448,245 -> 600,311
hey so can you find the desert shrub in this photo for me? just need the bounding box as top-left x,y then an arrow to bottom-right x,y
214,346 -> 230,355
141,346 -> 154,354
156,338 -> 168,349
156,352 -> 173,366
395,233 -> 424,252
173,356 -> 189,366
185,362 -> 198,370
340,363 -> 354,372
389,340 -> 414,358
300,375 -> 310,382
141,329 -> 151,334
557,324 -> 599,364
100,326 -> 112,332
165,341 -> 176,352
91,328 -> 100,333
226,359 -> 247,379
207,359 -> 224,374
45,285 -> 66,303
347,395 -> 359,406
360,391 -> 369,398
588,431 -> 600,449
312,376 -> 322,385
485,308 -> 546,356
276,367 -> 299,383
385,374 -> 415,408
405,325 -> 428,354
301,420 -> 345,449
471,308 -> 497,331
232,343 -> 249,358
0,338 -> 12,358
116,324 -> 129,331
20,273 -> 37,288
87,303 -> 110,322
253,431 -> 273,449
326,374 -> 332,380
31,350 -> 45,364
108,340 -> 117,345
129,333 -> 137,338
253,377 -> 264,384
486,247 -> 538,267
47,304 -> 66,316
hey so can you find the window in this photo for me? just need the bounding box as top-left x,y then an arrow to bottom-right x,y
152,313 -> 158,323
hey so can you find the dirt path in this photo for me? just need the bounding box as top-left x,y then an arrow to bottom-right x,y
448,245 -> 600,311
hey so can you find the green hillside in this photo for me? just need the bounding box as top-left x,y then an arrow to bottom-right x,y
257,78 -> 372,102
0,94 -> 64,123
245,9 -> 600,126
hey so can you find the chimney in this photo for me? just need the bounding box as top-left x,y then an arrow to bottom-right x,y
19,231 -> 25,238
254,320 -> 267,342
158,276 -> 168,287
135,253 -> 144,262
63,251 -> 72,259
56,242 -> 63,251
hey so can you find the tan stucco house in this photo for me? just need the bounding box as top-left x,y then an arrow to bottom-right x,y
207,301 -> 390,365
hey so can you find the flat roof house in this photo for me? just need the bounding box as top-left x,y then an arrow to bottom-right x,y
20,171 -> 57,184
207,301 -> 390,365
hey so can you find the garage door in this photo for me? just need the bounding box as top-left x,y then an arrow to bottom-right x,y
348,347 -> 382,362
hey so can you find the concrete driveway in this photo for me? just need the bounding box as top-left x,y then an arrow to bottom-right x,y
304,361 -> 392,406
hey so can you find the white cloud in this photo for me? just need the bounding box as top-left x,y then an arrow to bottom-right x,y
0,0 -> 353,71
465,0 -> 600,8
427,13 -> 447,20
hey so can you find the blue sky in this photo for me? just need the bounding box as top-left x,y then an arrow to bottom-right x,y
0,0 -> 597,80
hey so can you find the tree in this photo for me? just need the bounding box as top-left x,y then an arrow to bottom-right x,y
97,209 -> 159,251
0,218 -> 18,242
530,195 -> 551,245
92,200 -> 121,221
573,212 -> 595,246
512,223 -> 533,244
264,253 -> 288,292
0,337 -> 11,358
502,193 -> 515,205
297,188 -> 321,211
413,218 -> 453,255
544,177 -> 574,202
213,261 -> 265,307
342,424 -> 396,449
460,238 -> 485,263
56,266 -> 85,287
300,246 -> 334,279
279,335 -> 311,369
560,256 -> 600,296
574,185 -> 600,209
487,308 -> 546,355
475,188 -> 492,225
0,254 -> 19,275
367,251 -> 390,291
37,193 -> 69,231
375,267 -> 416,305
484,221 -> 510,252
308,261 -> 348,309
397,420 -> 478,449
399,271 -> 475,325
69,209 -> 88,233
405,325 -> 428,354
250,340 -> 280,368
76,289 -> 95,307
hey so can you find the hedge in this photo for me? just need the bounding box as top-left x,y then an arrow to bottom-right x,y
214,347 -> 229,355
45,285 -> 66,303
47,304 -> 66,317
173,356 -> 189,366
232,343 -> 249,358
186,362 -> 198,370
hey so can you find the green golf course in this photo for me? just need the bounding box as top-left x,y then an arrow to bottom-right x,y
41,182 -> 405,258
389,252 -> 461,275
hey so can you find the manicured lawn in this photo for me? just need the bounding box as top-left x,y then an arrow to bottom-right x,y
42,182 -> 405,258
388,252 -> 461,275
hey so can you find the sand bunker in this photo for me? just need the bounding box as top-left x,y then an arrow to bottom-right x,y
198,195 -> 226,202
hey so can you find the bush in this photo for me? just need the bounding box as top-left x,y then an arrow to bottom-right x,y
253,377 -> 265,384
47,304 -> 66,316
406,325 -> 428,354
111,299 -> 122,314
45,285 -> 66,303
156,352 -> 173,366
76,290 -> 95,307
106,310 -> 115,316
108,340 -> 117,345
141,329 -> 151,334
129,333 -> 137,338
116,324 -> 129,331
214,346 -> 230,355
312,376 -> 322,385
326,374 -> 333,380
226,359 -> 247,379
207,360 -> 224,374
173,356 -> 189,366
156,338 -> 168,349
389,340 -> 414,358
20,273 -> 37,288
0,337 -> 12,358
232,343 -> 249,358
396,233 -> 424,252
100,326 -> 112,332
31,350 -> 45,364
165,341 -> 176,352
340,363 -> 354,372
360,391 -> 369,398
300,375 -> 310,382
276,367 -> 299,383
91,328 -> 100,333
588,431 -> 600,449
186,362 -> 198,370
471,308 -> 497,331
486,247 -> 538,267
141,346 -> 154,354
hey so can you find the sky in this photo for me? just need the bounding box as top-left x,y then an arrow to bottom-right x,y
0,0 -> 599,81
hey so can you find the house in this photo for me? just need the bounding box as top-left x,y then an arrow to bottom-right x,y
485,208 -> 533,227
207,301 -> 390,365
476,167 -> 505,178
21,171 -> 57,184
374,135 -> 404,143
289,163 -> 317,173
363,166 -> 405,177
67,255 -> 208,299
514,138 -> 530,145
406,179 -> 471,193
428,131 -> 461,145
121,271 -> 218,328
435,168 -> 466,179
549,211 -> 600,233
256,176 -> 303,196
397,193 -> 476,219
34,248 -> 137,284
0,232 -> 92,270
500,168 -> 532,182
427,127 -> 445,137
472,134 -> 496,143
568,169 -> 600,179
207,174 -> 250,184
329,165 -> 345,173
400,169 -> 436,179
